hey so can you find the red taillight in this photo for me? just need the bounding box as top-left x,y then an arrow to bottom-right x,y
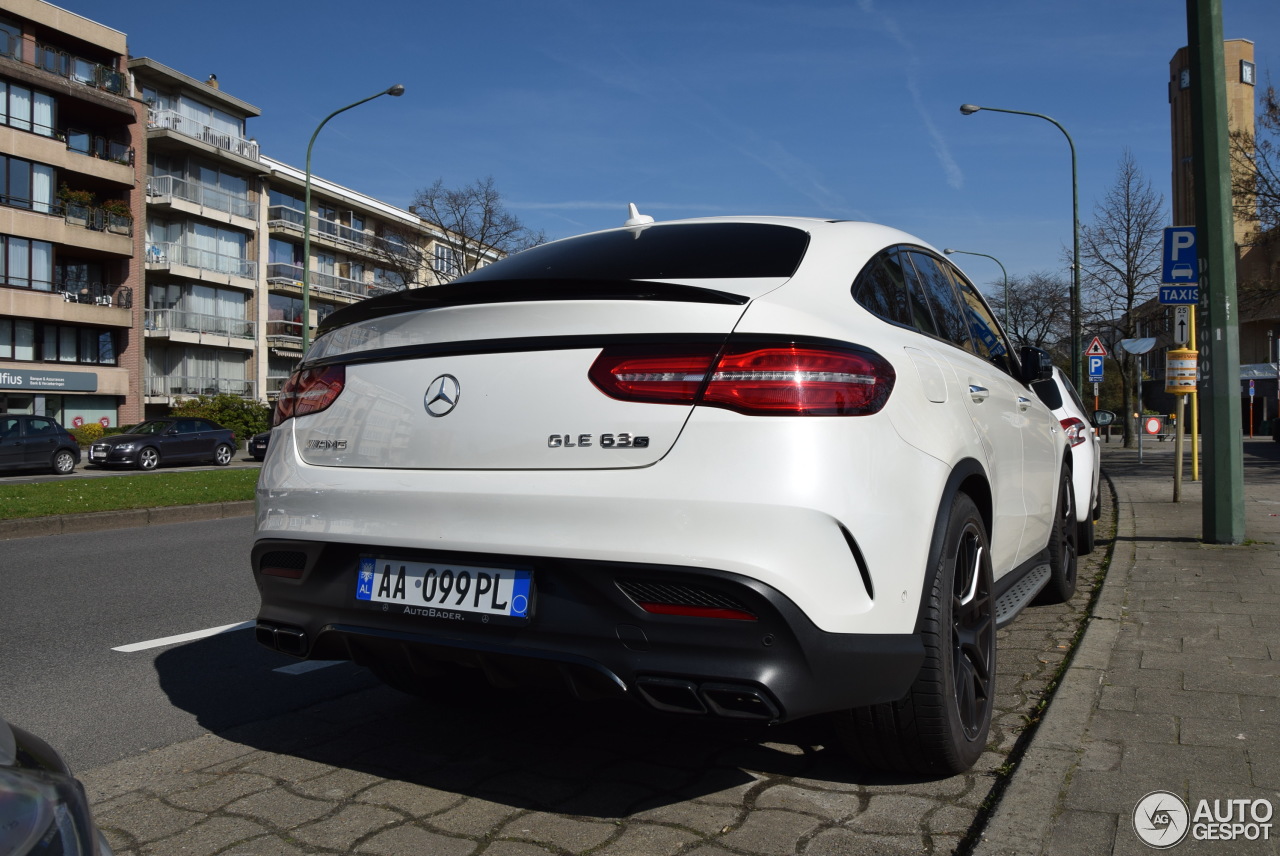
274,365 -> 346,426
589,342 -> 894,416
1060,416 -> 1089,447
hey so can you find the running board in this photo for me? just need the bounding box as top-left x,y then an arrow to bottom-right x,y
994,563 -> 1050,628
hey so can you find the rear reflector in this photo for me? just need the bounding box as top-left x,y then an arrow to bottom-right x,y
617,579 -> 758,621
636,602 -> 758,621
590,341 -> 894,415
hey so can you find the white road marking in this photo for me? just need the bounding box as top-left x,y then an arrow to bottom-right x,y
273,660 -> 343,675
112,620 -> 254,652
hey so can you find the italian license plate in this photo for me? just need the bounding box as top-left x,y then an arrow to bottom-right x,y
356,557 -> 531,622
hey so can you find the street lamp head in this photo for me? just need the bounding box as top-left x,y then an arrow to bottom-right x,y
959,104 -> 982,115
943,248 -> 957,254
387,84 -> 406,96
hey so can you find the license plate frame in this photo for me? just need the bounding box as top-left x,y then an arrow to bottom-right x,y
355,556 -> 533,626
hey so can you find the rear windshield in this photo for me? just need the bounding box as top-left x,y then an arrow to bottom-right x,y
461,222 -> 810,282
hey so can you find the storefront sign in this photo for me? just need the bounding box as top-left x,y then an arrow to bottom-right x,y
0,369 -> 99,392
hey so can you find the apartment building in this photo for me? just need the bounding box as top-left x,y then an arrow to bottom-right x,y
129,58 -> 262,415
0,1 -> 497,429
0,0 -> 144,427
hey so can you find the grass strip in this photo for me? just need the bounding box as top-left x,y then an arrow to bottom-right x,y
0,469 -> 258,520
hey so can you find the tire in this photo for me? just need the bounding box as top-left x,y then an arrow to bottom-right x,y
1036,467 -> 1078,604
51,450 -> 76,475
833,493 -> 996,775
1077,516 -> 1096,556
138,447 -> 160,471
213,443 -> 233,466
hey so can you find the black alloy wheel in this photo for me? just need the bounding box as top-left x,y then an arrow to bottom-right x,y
834,493 -> 995,775
1036,467 -> 1078,604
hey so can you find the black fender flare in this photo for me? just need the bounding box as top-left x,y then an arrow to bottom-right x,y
912,457 -> 990,635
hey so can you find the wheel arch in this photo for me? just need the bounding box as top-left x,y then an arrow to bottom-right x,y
912,457 -> 990,635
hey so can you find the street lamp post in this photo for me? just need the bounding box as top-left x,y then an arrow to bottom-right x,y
959,104 -> 1081,390
301,84 -> 405,353
943,248 -> 1009,330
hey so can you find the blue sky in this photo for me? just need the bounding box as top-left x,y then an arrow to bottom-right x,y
53,0 -> 1280,292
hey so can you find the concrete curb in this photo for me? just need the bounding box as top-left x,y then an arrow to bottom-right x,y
971,471 -> 1135,856
0,500 -> 255,540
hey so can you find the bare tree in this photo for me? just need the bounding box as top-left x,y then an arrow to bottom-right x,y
1078,150 -> 1167,447
985,271 -> 1072,356
351,177 -> 545,292
1231,83 -> 1280,239
410,176 -> 545,285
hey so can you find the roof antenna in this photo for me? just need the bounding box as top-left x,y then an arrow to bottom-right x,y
624,203 -> 654,227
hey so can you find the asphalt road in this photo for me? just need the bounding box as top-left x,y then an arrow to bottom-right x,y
0,516 -> 375,770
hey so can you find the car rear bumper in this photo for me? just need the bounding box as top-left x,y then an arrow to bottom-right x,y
252,537 -> 925,723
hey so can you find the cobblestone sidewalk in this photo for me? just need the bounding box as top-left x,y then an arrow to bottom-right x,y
82,492 -> 1118,856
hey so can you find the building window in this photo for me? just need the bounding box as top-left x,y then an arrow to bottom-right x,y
0,235 -> 54,291
0,155 -> 55,212
0,317 -> 116,365
0,79 -> 57,138
434,244 -> 459,277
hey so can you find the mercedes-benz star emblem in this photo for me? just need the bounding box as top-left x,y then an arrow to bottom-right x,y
424,374 -> 460,417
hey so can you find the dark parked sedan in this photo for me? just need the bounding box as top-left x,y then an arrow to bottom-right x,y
248,430 -> 271,461
87,417 -> 236,470
0,414 -> 81,475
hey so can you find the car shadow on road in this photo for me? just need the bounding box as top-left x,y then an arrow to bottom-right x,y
152,631 -> 959,818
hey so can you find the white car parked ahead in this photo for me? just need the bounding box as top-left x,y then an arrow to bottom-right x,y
253,213 -> 1073,775
1047,367 -> 1115,554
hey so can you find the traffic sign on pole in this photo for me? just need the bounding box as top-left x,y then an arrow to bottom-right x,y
1085,336 -> 1108,357
1174,305 -> 1191,345
1088,355 -> 1104,381
1163,226 -> 1199,283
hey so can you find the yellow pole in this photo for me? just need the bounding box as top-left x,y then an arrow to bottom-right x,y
1191,310 -> 1201,481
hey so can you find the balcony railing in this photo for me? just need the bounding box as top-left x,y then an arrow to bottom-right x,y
4,38 -> 128,95
266,262 -> 396,300
58,281 -> 133,309
62,203 -> 133,236
147,109 -> 259,161
267,206 -> 411,257
146,242 -> 256,280
265,376 -> 291,396
147,175 -> 257,220
146,376 -> 256,399
145,308 -> 255,339
64,129 -> 133,165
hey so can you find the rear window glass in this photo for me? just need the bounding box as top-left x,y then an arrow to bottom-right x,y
460,223 -> 810,282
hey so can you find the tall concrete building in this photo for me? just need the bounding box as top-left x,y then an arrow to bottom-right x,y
1,1 -> 484,430
0,0 -> 145,426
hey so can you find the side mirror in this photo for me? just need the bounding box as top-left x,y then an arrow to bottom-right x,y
1092,410 -> 1116,427
1018,346 -> 1055,385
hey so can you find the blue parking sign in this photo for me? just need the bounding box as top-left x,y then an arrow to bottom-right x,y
1163,227 -> 1198,283
1088,355 -> 1104,381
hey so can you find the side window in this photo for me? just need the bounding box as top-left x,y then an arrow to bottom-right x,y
175,420 -> 198,433
945,263 -> 1015,375
28,417 -> 55,436
903,252 -> 973,353
851,249 -> 913,327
